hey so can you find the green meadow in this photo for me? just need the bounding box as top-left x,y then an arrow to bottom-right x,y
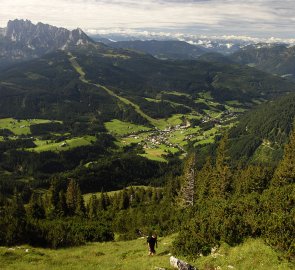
83,186 -> 158,203
140,145 -> 179,162
104,115 -> 221,161
0,236 -> 292,270
104,120 -> 151,136
28,136 -> 96,153
0,118 -> 56,135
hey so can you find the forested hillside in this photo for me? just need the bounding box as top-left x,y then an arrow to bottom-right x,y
229,92 -> 295,164
230,44 -> 295,81
0,129 -> 294,261
0,19 -> 294,269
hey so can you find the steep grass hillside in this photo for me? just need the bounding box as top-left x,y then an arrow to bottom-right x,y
0,236 -> 293,270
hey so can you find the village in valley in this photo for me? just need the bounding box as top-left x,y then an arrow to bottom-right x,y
0,90 -> 244,162
115,105 -> 241,161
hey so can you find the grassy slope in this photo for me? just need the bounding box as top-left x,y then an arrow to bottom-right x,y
0,236 -> 293,270
105,119 -> 151,136
0,118 -> 55,135
0,236 -> 175,270
83,185 -> 153,203
194,239 -> 293,270
28,136 -> 96,153
0,117 -> 95,153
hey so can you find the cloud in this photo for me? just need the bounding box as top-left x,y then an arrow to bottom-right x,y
0,0 -> 294,38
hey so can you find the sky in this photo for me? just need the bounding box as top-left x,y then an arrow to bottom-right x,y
0,0 -> 294,39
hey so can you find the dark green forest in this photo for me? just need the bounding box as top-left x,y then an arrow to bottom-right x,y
0,128 -> 294,259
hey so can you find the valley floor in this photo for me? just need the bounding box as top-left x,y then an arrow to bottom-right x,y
0,236 -> 293,270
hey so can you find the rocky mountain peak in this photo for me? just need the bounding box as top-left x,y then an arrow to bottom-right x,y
0,27 -> 5,36
4,19 -> 93,49
0,19 -> 95,66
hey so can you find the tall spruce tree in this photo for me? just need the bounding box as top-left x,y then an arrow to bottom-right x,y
211,134 -> 232,198
56,190 -> 68,217
66,179 -> 85,216
272,126 -> 295,186
5,190 -> 27,245
195,157 -> 213,201
48,178 -> 60,216
87,194 -> 99,219
27,192 -> 45,219
99,191 -> 110,210
119,189 -> 130,210
263,125 -> 295,256
179,152 -> 197,207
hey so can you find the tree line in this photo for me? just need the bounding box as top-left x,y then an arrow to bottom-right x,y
0,123 -> 294,260
0,174 -> 182,248
174,131 -> 295,259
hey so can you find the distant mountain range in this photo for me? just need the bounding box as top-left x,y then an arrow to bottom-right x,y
108,40 -> 206,60
89,35 -> 295,81
90,34 -> 247,55
230,43 -> 295,80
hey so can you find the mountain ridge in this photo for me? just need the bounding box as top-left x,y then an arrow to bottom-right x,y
108,39 -> 206,60
0,19 -> 95,67
230,43 -> 295,80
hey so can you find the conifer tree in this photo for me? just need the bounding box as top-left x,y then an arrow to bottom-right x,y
99,191 -> 110,210
5,190 -> 27,244
27,192 -> 45,219
211,134 -> 232,198
164,174 -> 181,203
128,187 -> 136,206
75,187 -> 86,216
272,126 -> 295,186
146,187 -> 153,201
112,193 -> 120,210
234,165 -> 270,195
195,157 -> 213,201
66,179 -> 85,216
119,189 -> 130,210
179,152 -> 196,207
87,194 -> 99,219
48,178 -> 60,215
56,190 -> 68,217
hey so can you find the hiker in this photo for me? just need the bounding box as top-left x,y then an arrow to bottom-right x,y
147,234 -> 157,255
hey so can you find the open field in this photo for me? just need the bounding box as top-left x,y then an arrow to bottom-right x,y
204,109 -> 223,119
140,145 -> 179,162
145,97 -> 161,103
0,236 -> 293,270
0,118 -> 57,135
162,91 -> 191,97
29,136 -> 96,153
105,120 -> 151,136
83,185 -> 157,203
198,91 -> 214,100
193,238 -> 294,270
0,235 -> 175,270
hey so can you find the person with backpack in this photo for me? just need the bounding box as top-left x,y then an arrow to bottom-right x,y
147,233 -> 157,255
